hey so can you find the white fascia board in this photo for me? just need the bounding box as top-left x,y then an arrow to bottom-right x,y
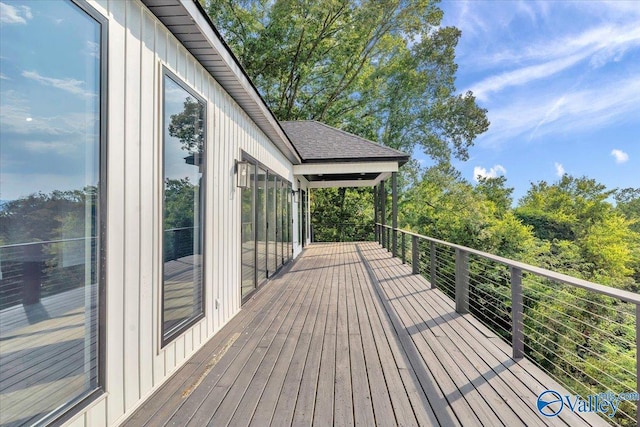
308,179 -> 381,189
295,175 -> 310,190
373,172 -> 392,185
293,161 -> 398,176
179,0 -> 301,164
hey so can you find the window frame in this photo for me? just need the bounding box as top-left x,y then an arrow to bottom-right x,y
32,0 -> 108,424
160,66 -> 207,347
239,151 -> 292,290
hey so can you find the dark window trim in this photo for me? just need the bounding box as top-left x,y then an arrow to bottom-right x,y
37,0 -> 108,425
160,66 -> 207,347
240,151 -> 291,186
240,150 -> 292,290
240,160 -> 258,304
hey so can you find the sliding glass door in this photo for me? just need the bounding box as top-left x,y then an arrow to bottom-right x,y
256,167 -> 267,284
240,155 -> 291,290
268,174 -> 277,276
241,163 -> 256,299
287,183 -> 292,261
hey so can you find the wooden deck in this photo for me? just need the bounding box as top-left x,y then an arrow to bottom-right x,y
123,242 -> 608,427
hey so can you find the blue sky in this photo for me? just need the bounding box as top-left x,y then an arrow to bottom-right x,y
434,0 -> 640,203
0,1 -> 100,201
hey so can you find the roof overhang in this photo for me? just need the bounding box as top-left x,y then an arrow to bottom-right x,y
294,161 -> 397,188
141,0 -> 302,164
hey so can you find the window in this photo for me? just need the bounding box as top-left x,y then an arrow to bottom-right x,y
240,154 -> 290,288
268,174 -> 277,276
241,162 -> 256,299
256,167 -> 268,283
287,184 -> 292,260
162,70 -> 206,345
0,0 -> 105,424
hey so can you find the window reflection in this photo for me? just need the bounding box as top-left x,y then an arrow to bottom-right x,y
241,162 -> 256,299
0,0 -> 103,425
256,167 -> 268,283
162,73 -> 205,343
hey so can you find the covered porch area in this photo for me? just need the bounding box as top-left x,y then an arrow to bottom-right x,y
123,242 -> 606,426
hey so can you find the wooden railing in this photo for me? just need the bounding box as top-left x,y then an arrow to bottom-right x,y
377,223 -> 640,425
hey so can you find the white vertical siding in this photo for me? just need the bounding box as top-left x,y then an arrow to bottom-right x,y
138,8 -> 156,398
123,0 -> 142,411
73,0 -> 300,425
103,0 -> 126,423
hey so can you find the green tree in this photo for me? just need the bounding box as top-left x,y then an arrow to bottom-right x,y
310,187 -> 374,241
205,0 -> 488,162
474,176 -> 513,217
615,187 -> 640,233
164,178 -> 196,229
516,175 -> 638,285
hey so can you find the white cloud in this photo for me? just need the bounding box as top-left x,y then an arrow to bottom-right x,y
0,90 -> 94,137
85,41 -> 99,58
473,165 -> 506,181
472,53 -> 586,101
611,149 -> 629,164
0,3 -> 32,24
21,70 -> 95,98
469,23 -> 640,101
554,162 -> 565,177
478,75 -> 640,147
0,73 -> 8,80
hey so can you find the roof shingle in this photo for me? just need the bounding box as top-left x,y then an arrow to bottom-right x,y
280,121 -> 409,164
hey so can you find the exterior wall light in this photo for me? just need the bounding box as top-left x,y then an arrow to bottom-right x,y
236,160 -> 250,188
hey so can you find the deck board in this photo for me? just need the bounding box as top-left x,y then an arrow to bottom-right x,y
122,242 -> 610,427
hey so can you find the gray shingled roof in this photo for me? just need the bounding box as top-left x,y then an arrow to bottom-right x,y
280,121 -> 409,164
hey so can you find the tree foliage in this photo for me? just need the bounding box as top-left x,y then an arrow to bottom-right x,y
205,0 -> 488,162
401,171 -> 639,425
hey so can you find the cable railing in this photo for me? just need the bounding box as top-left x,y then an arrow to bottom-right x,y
164,226 -> 198,262
310,222 -> 375,243
0,237 -> 97,310
377,223 -> 640,426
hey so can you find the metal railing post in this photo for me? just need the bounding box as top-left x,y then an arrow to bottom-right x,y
411,235 -> 419,274
381,225 -> 386,248
455,249 -> 469,314
392,229 -> 397,257
22,243 -> 43,305
387,228 -> 391,252
401,232 -> 406,264
511,267 -> 524,360
430,241 -> 437,289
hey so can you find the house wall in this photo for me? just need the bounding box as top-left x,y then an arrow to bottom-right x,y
64,1 -> 301,425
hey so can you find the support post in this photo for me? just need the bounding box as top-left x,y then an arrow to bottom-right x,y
401,232 -> 406,263
380,181 -> 386,249
412,235 -> 419,274
374,186 -> 379,242
391,172 -> 398,258
430,241 -> 437,289
22,243 -> 43,305
455,249 -> 469,314
511,267 -> 524,360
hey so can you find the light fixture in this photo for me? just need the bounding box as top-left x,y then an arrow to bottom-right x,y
236,160 -> 250,188
292,189 -> 300,203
